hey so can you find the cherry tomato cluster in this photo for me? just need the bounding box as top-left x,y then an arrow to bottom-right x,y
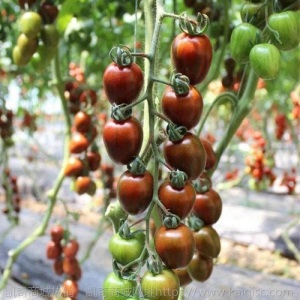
274,113 -> 288,140
46,225 -> 81,299
2,169 -> 21,218
231,2 -> 300,80
0,108 -> 14,147
279,168 -> 297,194
13,1 -> 59,68
69,62 -> 85,84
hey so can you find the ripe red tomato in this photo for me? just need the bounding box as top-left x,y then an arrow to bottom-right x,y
63,157 -> 84,177
192,188 -> 222,225
155,223 -> 195,269
74,176 -> 96,195
62,257 -> 79,276
74,111 -> 91,133
194,226 -> 221,258
171,33 -> 212,85
62,279 -> 78,299
118,170 -> 153,215
87,151 -> 101,171
103,62 -> 143,105
52,258 -> 63,275
63,239 -> 79,258
174,268 -> 193,286
161,85 -> 203,130
50,224 -> 64,244
158,180 -> 195,219
69,132 -> 90,154
46,241 -> 62,259
187,253 -> 213,282
38,1 -> 59,24
164,133 -> 206,180
103,117 -> 143,165
201,138 -> 217,170
79,89 -> 97,105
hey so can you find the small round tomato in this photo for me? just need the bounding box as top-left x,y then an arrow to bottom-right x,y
50,224 -> 64,244
158,180 -> 195,220
155,224 -> 195,269
69,132 -> 90,154
249,44 -> 281,80
46,241 -> 62,259
74,176 -> 95,195
63,239 -> 79,258
174,268 -> 193,287
161,85 -> 203,130
230,23 -> 260,64
63,157 -> 84,177
109,231 -> 145,265
62,279 -> 78,299
103,272 -> 137,300
103,62 -> 143,105
192,188 -> 222,225
62,257 -> 79,276
74,111 -> 92,133
118,170 -> 153,215
200,138 -> 216,170
87,151 -> 101,171
268,11 -> 299,51
103,117 -> 143,165
171,33 -> 212,85
13,46 -> 30,67
38,2 -> 59,24
52,258 -> 63,275
187,253 -> 213,282
240,2 -> 266,29
141,268 -> 180,300
17,34 -> 38,60
194,226 -> 221,258
164,133 -> 206,180
80,89 -> 97,105
41,24 -> 59,47
19,12 -> 42,39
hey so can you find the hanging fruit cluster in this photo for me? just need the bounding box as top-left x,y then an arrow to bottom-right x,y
13,1 -> 59,68
101,12 -> 224,299
46,225 -> 81,299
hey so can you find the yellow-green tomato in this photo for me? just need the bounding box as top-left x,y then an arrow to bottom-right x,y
19,12 -> 42,39
109,231 -> 145,265
17,34 -> 38,60
141,269 -> 180,300
268,11 -> 299,51
103,272 -> 137,300
249,43 -> 281,80
13,46 -> 30,66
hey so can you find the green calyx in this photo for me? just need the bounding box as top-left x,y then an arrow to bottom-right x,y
188,216 -> 204,232
127,157 -> 146,176
111,103 -> 132,121
193,172 -> 212,194
166,123 -> 187,142
171,73 -> 190,96
148,257 -> 163,275
179,12 -> 209,36
110,45 -> 133,67
163,214 -> 181,229
169,170 -> 188,189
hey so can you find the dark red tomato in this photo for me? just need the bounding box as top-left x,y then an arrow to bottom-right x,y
192,188 -> 222,225
52,258 -> 64,275
38,1 -> 59,24
79,89 -> 97,105
50,224 -> 64,244
63,239 -> 79,258
118,170 -> 153,215
62,257 -> 79,276
155,224 -> 195,269
69,132 -> 90,154
187,253 -> 213,282
158,180 -> 196,219
162,85 -> 203,130
171,33 -> 213,85
63,157 -> 84,177
194,226 -> 221,258
62,279 -> 78,299
74,111 -> 91,133
74,176 -> 94,195
164,133 -> 206,180
200,138 -> 216,170
174,268 -> 193,286
46,241 -> 62,259
87,151 -> 101,171
71,264 -> 82,281
103,62 -> 143,105
103,117 -> 143,165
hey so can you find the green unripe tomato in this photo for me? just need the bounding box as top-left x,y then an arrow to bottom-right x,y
230,23 -> 260,64
249,43 -> 281,80
13,46 -> 30,66
41,24 -> 59,47
31,52 -> 44,72
240,3 -> 266,29
19,12 -> 42,39
268,11 -> 299,51
17,34 -> 38,60
102,272 -> 137,300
